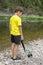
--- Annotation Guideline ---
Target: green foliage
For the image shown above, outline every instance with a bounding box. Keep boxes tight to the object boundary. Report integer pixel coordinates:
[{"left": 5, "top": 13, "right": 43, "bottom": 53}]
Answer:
[
  {"left": 0, "top": 15, "right": 43, "bottom": 21},
  {"left": 21, "top": 0, "right": 29, "bottom": 8},
  {"left": 1, "top": 0, "right": 9, "bottom": 8},
  {"left": 0, "top": 0, "right": 43, "bottom": 15}
]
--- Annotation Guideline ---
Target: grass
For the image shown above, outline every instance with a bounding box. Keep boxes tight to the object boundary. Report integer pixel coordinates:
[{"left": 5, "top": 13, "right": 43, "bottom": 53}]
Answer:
[{"left": 0, "top": 15, "right": 43, "bottom": 20}]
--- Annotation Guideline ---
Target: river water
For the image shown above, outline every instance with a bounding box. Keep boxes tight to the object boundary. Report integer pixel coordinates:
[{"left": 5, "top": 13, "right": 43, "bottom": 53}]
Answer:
[{"left": 0, "top": 20, "right": 43, "bottom": 50}]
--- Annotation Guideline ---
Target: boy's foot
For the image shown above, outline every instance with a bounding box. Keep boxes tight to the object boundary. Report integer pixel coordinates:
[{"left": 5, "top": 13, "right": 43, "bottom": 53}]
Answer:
[
  {"left": 11, "top": 56, "right": 21, "bottom": 60},
  {"left": 11, "top": 57, "right": 13, "bottom": 59}
]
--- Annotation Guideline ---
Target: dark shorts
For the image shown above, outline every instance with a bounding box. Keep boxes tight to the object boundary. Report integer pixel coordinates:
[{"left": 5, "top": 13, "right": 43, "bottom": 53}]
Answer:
[{"left": 11, "top": 35, "right": 21, "bottom": 45}]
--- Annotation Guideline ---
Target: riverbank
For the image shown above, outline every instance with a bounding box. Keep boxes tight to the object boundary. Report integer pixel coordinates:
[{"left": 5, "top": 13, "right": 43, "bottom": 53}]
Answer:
[{"left": 0, "top": 39, "right": 43, "bottom": 65}]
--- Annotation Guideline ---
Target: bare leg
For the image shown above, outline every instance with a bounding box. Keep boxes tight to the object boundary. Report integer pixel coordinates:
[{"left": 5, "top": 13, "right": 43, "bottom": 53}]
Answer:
[
  {"left": 13, "top": 43, "right": 19, "bottom": 58},
  {"left": 11, "top": 43, "right": 15, "bottom": 57}
]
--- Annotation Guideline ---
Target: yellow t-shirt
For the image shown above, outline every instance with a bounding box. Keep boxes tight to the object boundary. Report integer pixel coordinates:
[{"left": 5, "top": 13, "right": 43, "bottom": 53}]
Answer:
[{"left": 10, "top": 15, "right": 22, "bottom": 36}]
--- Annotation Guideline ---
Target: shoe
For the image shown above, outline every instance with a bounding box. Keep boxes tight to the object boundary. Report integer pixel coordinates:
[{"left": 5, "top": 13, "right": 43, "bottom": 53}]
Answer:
[
  {"left": 13, "top": 56, "right": 21, "bottom": 60},
  {"left": 11, "top": 57, "right": 13, "bottom": 59}
]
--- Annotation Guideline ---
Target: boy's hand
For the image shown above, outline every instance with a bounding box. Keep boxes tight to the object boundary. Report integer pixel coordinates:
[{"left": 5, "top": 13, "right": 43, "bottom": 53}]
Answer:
[{"left": 21, "top": 35, "right": 24, "bottom": 41}]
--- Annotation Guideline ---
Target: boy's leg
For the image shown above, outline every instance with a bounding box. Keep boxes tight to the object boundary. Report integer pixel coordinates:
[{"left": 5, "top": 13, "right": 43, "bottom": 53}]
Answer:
[
  {"left": 13, "top": 43, "right": 19, "bottom": 58},
  {"left": 11, "top": 35, "right": 21, "bottom": 59},
  {"left": 10, "top": 35, "right": 15, "bottom": 58},
  {"left": 11, "top": 43, "right": 15, "bottom": 58},
  {"left": 11, "top": 43, "right": 19, "bottom": 59}
]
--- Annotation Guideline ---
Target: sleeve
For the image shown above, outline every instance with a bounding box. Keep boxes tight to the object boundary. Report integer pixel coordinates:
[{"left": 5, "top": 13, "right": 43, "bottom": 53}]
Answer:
[{"left": 18, "top": 18, "right": 22, "bottom": 26}]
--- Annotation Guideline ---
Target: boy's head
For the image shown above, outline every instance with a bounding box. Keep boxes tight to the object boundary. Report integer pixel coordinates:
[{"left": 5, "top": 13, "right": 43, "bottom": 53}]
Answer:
[{"left": 15, "top": 7, "right": 23, "bottom": 16}]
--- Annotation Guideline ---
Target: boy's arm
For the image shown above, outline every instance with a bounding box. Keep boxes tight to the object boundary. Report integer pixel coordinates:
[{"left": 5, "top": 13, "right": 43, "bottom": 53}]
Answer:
[
  {"left": 19, "top": 26, "right": 24, "bottom": 41},
  {"left": 18, "top": 18, "right": 24, "bottom": 40}
]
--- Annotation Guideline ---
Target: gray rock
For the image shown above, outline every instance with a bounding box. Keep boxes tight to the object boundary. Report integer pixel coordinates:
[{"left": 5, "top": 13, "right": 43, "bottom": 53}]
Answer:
[{"left": 0, "top": 39, "right": 43, "bottom": 65}]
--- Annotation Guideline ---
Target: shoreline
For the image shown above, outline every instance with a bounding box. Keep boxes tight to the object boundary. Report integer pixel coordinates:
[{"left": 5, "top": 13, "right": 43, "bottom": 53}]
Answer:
[{"left": 0, "top": 39, "right": 43, "bottom": 65}]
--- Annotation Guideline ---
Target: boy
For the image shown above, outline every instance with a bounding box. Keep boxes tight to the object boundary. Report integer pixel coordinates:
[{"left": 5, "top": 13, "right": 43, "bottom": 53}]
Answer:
[{"left": 9, "top": 7, "right": 24, "bottom": 60}]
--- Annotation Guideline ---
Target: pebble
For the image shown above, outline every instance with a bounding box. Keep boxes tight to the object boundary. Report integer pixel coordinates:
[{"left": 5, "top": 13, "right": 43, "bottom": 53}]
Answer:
[{"left": 0, "top": 39, "right": 43, "bottom": 65}]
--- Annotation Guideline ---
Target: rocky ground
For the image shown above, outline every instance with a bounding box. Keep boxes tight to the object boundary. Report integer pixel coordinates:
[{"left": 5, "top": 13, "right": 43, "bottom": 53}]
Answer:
[{"left": 0, "top": 39, "right": 43, "bottom": 65}]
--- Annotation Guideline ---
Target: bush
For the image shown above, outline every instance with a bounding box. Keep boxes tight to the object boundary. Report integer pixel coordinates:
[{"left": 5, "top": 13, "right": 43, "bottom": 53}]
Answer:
[{"left": 0, "top": 15, "right": 43, "bottom": 21}]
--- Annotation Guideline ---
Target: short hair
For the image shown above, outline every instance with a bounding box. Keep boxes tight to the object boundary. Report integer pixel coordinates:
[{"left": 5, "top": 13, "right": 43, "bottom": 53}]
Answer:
[{"left": 15, "top": 7, "right": 23, "bottom": 13}]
